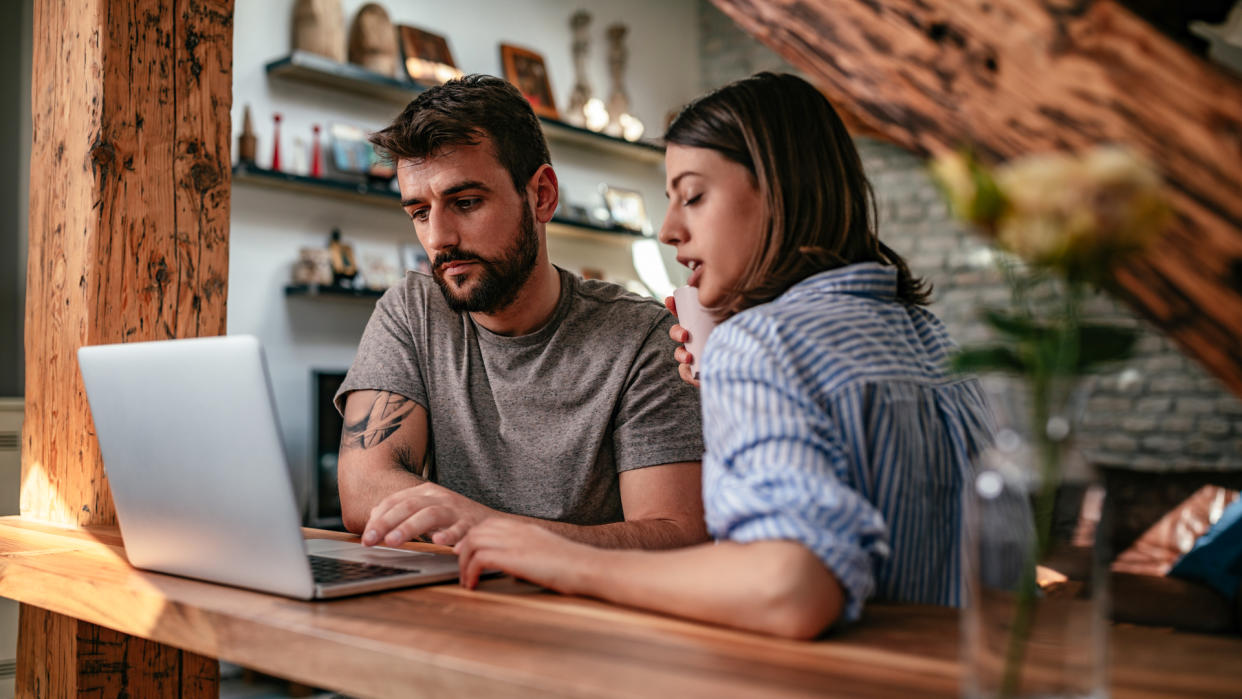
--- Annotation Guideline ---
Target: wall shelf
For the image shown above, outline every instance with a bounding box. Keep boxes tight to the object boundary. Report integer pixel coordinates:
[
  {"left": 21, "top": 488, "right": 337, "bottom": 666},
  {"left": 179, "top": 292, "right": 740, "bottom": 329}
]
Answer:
[
  {"left": 266, "top": 50, "right": 427, "bottom": 105},
  {"left": 232, "top": 164, "right": 647, "bottom": 246},
  {"left": 264, "top": 51, "right": 665, "bottom": 164},
  {"left": 285, "top": 283, "right": 385, "bottom": 300}
]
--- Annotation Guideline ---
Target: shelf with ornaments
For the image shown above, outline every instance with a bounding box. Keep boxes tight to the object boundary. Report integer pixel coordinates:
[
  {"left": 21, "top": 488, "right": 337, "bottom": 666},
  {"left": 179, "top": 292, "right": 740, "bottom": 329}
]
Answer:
[
  {"left": 231, "top": 162, "right": 646, "bottom": 248},
  {"left": 264, "top": 51, "right": 665, "bottom": 165}
]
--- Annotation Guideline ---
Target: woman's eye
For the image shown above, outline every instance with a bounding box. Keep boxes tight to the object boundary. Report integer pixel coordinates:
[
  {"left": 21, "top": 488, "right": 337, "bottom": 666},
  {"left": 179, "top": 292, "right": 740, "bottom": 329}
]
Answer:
[{"left": 683, "top": 193, "right": 702, "bottom": 207}]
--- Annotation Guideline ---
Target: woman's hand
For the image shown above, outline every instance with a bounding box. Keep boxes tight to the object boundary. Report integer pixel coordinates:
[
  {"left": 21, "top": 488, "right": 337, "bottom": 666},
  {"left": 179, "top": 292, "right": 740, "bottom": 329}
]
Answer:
[
  {"left": 664, "top": 296, "right": 701, "bottom": 388},
  {"left": 454, "top": 518, "right": 602, "bottom": 592}
]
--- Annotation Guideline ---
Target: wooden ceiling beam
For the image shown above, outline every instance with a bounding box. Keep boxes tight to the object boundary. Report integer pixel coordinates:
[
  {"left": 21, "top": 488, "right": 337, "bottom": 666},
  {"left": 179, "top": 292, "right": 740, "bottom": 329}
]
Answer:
[{"left": 710, "top": 0, "right": 1242, "bottom": 397}]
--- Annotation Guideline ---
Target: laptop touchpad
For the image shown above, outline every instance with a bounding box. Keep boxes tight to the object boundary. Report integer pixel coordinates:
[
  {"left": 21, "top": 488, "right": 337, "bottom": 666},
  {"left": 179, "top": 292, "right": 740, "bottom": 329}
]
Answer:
[{"left": 305, "top": 538, "right": 440, "bottom": 569}]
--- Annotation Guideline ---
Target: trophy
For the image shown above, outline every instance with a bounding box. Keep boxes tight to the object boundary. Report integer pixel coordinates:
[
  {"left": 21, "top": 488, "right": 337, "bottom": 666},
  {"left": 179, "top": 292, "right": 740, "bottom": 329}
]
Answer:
[
  {"left": 605, "top": 24, "right": 644, "bottom": 141},
  {"left": 565, "top": 11, "right": 593, "bottom": 128}
]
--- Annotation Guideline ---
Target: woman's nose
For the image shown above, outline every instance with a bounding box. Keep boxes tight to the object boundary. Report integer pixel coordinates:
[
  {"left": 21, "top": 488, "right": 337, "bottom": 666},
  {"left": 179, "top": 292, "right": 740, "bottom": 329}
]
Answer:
[{"left": 658, "top": 210, "right": 682, "bottom": 246}]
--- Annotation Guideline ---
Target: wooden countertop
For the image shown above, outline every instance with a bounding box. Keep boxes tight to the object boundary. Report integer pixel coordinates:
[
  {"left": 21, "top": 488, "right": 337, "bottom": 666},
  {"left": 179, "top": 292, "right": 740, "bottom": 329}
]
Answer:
[{"left": 0, "top": 516, "right": 1237, "bottom": 698}]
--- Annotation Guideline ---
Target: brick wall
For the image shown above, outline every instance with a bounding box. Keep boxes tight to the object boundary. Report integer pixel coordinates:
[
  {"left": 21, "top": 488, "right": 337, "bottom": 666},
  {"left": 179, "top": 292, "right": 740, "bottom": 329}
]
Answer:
[{"left": 696, "top": 0, "right": 1242, "bottom": 471}]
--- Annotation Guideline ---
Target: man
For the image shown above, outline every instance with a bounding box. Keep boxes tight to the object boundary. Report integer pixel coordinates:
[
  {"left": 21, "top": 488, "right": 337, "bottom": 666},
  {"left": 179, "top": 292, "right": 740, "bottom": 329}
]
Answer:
[{"left": 334, "top": 75, "right": 706, "bottom": 554}]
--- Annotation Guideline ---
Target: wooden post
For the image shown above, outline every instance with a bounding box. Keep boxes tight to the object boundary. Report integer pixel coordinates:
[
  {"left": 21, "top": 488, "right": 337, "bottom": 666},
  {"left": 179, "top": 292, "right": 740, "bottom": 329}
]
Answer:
[
  {"left": 20, "top": 0, "right": 233, "bottom": 694},
  {"left": 709, "top": 0, "right": 1242, "bottom": 399}
]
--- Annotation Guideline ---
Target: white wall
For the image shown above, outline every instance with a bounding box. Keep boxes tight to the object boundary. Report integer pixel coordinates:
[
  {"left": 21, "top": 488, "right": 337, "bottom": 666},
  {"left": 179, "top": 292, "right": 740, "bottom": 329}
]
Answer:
[{"left": 229, "top": 1, "right": 700, "bottom": 515}]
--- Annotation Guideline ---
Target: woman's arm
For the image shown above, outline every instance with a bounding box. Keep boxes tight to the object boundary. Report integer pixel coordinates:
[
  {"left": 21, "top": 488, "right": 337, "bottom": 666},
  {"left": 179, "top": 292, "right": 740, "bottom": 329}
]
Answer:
[{"left": 454, "top": 519, "right": 845, "bottom": 640}]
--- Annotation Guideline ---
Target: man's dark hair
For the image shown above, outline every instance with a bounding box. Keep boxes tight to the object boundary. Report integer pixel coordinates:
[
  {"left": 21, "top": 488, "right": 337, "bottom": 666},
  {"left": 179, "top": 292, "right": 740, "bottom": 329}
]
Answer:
[{"left": 369, "top": 74, "right": 551, "bottom": 194}]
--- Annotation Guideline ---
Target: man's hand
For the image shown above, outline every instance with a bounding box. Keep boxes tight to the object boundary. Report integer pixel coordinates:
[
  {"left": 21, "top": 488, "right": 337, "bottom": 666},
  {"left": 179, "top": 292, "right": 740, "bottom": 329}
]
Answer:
[
  {"left": 454, "top": 518, "right": 600, "bottom": 591},
  {"left": 663, "top": 295, "right": 700, "bottom": 388},
  {"left": 362, "top": 481, "right": 508, "bottom": 547}
]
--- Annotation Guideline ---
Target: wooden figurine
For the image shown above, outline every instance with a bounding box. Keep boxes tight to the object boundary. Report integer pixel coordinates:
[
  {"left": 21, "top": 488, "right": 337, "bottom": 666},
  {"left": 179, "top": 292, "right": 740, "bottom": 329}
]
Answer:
[
  {"left": 348, "top": 3, "right": 398, "bottom": 77},
  {"left": 238, "top": 104, "right": 257, "bottom": 164},
  {"left": 329, "top": 229, "right": 358, "bottom": 287},
  {"left": 292, "top": 0, "right": 346, "bottom": 63}
]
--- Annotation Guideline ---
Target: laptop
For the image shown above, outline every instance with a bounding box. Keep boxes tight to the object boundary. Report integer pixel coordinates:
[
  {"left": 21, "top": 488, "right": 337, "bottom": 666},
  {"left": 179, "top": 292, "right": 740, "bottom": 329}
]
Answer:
[{"left": 78, "top": 334, "right": 460, "bottom": 599}]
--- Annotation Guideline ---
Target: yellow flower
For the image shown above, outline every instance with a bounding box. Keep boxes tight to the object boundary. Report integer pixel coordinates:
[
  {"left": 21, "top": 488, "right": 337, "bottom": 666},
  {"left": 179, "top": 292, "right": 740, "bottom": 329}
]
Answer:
[
  {"left": 930, "top": 151, "right": 1005, "bottom": 230},
  {"left": 991, "top": 146, "right": 1167, "bottom": 279}
]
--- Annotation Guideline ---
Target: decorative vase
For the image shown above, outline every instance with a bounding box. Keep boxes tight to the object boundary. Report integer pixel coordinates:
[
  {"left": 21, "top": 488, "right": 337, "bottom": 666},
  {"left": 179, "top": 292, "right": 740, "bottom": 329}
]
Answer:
[
  {"left": 347, "top": 2, "right": 398, "bottom": 77},
  {"left": 291, "top": 0, "right": 346, "bottom": 63},
  {"left": 962, "top": 376, "right": 1109, "bottom": 698},
  {"left": 604, "top": 23, "right": 630, "bottom": 138},
  {"left": 565, "top": 10, "right": 594, "bottom": 128}
]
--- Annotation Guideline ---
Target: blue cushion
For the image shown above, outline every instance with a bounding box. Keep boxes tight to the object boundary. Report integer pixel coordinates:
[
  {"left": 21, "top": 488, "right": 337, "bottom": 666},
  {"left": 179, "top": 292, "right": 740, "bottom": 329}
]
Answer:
[{"left": 1169, "top": 499, "right": 1242, "bottom": 601}]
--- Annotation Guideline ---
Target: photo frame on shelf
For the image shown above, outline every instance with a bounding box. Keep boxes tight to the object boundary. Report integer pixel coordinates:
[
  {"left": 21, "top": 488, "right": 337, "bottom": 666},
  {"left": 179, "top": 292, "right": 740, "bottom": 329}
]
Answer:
[
  {"left": 292, "top": 247, "right": 334, "bottom": 287},
  {"left": 398, "top": 24, "right": 464, "bottom": 86},
  {"left": 360, "top": 252, "right": 401, "bottom": 291},
  {"left": 499, "top": 43, "right": 559, "bottom": 119},
  {"left": 600, "top": 184, "right": 651, "bottom": 235},
  {"left": 329, "top": 122, "right": 393, "bottom": 183}
]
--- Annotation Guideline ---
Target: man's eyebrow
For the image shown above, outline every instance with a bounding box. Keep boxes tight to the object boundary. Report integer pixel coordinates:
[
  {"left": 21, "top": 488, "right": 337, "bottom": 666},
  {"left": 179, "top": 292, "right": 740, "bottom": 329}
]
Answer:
[
  {"left": 665, "top": 171, "right": 702, "bottom": 197},
  {"left": 401, "top": 180, "right": 490, "bottom": 207}
]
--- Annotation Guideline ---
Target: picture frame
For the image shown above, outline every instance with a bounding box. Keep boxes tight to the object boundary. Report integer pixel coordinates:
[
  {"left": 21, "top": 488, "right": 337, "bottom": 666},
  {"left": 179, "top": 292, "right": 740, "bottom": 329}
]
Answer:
[
  {"left": 499, "top": 43, "right": 559, "bottom": 120},
  {"left": 397, "top": 25, "right": 463, "bottom": 86},
  {"left": 329, "top": 122, "right": 393, "bottom": 182},
  {"left": 600, "top": 184, "right": 652, "bottom": 235}
]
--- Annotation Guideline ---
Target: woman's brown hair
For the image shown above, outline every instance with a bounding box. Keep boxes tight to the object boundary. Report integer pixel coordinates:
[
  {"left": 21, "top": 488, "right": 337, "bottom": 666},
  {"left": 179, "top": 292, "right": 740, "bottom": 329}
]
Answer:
[{"left": 664, "top": 72, "right": 930, "bottom": 315}]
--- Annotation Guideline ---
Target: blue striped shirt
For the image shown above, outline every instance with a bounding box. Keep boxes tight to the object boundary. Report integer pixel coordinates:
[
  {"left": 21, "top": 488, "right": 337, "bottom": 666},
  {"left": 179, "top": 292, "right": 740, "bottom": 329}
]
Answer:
[{"left": 700, "top": 263, "right": 994, "bottom": 622}]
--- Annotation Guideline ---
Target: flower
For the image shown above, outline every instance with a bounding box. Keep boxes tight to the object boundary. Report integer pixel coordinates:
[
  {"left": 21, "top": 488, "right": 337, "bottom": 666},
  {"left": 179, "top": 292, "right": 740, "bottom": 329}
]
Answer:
[
  {"left": 992, "top": 147, "right": 1169, "bottom": 279},
  {"left": 932, "top": 145, "right": 1170, "bottom": 697},
  {"left": 929, "top": 150, "right": 1006, "bottom": 229}
]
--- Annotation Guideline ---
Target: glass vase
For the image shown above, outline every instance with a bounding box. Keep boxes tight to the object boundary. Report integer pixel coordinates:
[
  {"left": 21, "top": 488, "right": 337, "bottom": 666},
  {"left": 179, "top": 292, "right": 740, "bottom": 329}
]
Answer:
[{"left": 962, "top": 376, "right": 1109, "bottom": 698}]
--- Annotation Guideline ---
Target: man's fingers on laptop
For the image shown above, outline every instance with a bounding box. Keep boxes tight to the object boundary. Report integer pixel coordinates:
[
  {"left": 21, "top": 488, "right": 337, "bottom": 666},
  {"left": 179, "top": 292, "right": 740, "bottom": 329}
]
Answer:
[
  {"left": 382, "top": 505, "right": 458, "bottom": 546},
  {"left": 431, "top": 521, "right": 470, "bottom": 547}
]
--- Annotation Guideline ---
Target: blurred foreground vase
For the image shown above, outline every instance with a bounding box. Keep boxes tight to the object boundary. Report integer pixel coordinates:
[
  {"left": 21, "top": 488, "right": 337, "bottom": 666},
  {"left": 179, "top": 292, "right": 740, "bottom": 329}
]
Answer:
[{"left": 963, "top": 376, "right": 1108, "bottom": 698}]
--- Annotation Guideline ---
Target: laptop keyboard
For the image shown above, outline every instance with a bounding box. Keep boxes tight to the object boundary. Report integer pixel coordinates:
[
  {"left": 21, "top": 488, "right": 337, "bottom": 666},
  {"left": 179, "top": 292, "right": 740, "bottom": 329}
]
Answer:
[{"left": 308, "top": 555, "right": 418, "bottom": 584}]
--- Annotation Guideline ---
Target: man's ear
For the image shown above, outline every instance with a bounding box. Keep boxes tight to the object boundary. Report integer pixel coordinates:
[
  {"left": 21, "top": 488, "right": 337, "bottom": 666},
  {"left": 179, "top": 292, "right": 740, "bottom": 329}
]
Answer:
[{"left": 528, "top": 164, "right": 559, "bottom": 224}]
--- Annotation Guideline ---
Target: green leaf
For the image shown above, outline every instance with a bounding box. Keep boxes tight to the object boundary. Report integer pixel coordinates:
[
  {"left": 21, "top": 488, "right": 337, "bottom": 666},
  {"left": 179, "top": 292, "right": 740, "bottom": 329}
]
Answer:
[
  {"left": 982, "top": 310, "right": 1042, "bottom": 340},
  {"left": 1076, "top": 324, "right": 1139, "bottom": 369},
  {"left": 952, "top": 346, "right": 1026, "bottom": 374}
]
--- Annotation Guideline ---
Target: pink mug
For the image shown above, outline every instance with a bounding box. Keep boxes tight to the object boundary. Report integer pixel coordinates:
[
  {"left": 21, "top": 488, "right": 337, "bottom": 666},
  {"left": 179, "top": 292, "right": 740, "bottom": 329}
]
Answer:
[{"left": 672, "top": 285, "right": 719, "bottom": 380}]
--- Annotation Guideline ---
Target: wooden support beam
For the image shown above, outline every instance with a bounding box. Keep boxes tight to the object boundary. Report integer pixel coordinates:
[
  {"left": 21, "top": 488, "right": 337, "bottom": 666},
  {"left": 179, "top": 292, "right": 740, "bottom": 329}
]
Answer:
[
  {"left": 710, "top": 0, "right": 1242, "bottom": 398},
  {"left": 23, "top": 0, "right": 233, "bottom": 525},
  {"left": 17, "top": 606, "right": 218, "bottom": 698},
  {"left": 21, "top": 0, "right": 233, "bottom": 693}
]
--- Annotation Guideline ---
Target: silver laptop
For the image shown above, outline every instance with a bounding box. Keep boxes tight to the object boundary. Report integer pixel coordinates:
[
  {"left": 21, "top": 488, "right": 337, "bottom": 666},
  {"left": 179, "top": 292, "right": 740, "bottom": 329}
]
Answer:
[{"left": 78, "top": 334, "right": 460, "bottom": 599}]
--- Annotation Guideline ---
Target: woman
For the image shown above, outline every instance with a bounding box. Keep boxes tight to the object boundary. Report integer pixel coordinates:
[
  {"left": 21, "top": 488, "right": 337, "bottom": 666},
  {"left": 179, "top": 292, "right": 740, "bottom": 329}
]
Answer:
[{"left": 453, "top": 73, "right": 994, "bottom": 639}]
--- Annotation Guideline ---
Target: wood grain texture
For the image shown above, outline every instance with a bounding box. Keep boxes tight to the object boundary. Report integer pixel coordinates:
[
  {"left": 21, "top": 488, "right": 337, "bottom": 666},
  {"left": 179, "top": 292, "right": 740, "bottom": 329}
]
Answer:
[
  {"left": 1, "top": 518, "right": 1238, "bottom": 698},
  {"left": 23, "top": 0, "right": 234, "bottom": 527},
  {"left": 709, "top": 0, "right": 1242, "bottom": 397},
  {"left": 21, "top": 0, "right": 232, "bottom": 695},
  {"left": 15, "top": 604, "right": 218, "bottom": 699}
]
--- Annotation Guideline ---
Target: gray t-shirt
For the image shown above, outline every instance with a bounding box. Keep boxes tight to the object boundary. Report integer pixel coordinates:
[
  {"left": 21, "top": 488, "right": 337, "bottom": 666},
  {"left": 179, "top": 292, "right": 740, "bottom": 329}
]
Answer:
[{"left": 334, "top": 267, "right": 704, "bottom": 525}]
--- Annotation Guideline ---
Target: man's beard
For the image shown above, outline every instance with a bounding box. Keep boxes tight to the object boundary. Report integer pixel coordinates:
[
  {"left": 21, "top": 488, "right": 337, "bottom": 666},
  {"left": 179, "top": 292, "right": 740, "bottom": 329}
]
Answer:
[{"left": 431, "top": 204, "right": 540, "bottom": 314}]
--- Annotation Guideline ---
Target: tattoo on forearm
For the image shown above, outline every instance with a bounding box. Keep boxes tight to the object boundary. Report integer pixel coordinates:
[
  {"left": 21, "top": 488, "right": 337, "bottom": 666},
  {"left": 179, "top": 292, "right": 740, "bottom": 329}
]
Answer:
[{"left": 341, "top": 393, "right": 416, "bottom": 450}]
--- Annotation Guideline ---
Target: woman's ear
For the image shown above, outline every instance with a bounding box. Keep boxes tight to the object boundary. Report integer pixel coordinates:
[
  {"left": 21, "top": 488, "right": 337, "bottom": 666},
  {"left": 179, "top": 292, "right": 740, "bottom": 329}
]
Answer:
[{"left": 529, "top": 164, "right": 559, "bottom": 223}]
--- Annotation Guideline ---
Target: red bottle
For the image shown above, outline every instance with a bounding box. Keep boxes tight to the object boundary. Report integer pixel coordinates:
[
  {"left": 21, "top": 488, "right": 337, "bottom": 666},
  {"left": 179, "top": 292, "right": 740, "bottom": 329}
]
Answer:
[
  {"left": 271, "top": 113, "right": 282, "bottom": 172},
  {"left": 311, "top": 124, "right": 322, "bottom": 178}
]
